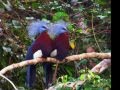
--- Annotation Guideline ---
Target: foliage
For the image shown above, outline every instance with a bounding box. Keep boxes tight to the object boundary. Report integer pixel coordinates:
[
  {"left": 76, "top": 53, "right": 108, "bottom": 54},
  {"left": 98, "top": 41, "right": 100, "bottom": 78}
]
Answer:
[
  {"left": 0, "top": 0, "right": 111, "bottom": 90},
  {"left": 79, "top": 69, "right": 111, "bottom": 90},
  {"left": 50, "top": 68, "right": 111, "bottom": 90},
  {"left": 53, "top": 12, "right": 69, "bottom": 21}
]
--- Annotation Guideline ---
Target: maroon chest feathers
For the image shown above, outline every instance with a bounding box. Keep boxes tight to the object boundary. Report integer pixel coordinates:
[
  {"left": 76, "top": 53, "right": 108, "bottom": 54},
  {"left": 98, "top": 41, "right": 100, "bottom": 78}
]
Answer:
[
  {"left": 53, "top": 32, "right": 70, "bottom": 49},
  {"left": 32, "top": 31, "right": 53, "bottom": 55}
]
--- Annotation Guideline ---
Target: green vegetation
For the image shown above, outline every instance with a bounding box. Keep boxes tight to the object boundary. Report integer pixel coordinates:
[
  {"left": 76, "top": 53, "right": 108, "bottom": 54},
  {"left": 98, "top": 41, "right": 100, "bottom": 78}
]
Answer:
[{"left": 0, "top": 0, "right": 111, "bottom": 90}]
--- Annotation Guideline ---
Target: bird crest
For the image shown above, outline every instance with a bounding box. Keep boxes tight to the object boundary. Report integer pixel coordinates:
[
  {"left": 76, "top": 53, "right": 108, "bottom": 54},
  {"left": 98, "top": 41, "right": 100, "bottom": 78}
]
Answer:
[
  {"left": 48, "top": 20, "right": 69, "bottom": 39},
  {"left": 27, "top": 19, "right": 50, "bottom": 40}
]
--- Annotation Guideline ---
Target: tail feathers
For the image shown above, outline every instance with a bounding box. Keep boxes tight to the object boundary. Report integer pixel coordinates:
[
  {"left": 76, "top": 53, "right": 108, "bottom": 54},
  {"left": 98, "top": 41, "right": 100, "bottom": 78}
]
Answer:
[
  {"left": 26, "top": 65, "right": 36, "bottom": 88},
  {"left": 43, "top": 63, "right": 53, "bottom": 88}
]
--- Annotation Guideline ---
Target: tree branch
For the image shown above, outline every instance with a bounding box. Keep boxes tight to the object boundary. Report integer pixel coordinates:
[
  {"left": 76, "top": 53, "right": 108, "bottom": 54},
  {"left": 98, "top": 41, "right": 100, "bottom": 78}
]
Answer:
[
  {"left": 91, "top": 59, "right": 111, "bottom": 73},
  {"left": 0, "top": 74, "right": 18, "bottom": 90},
  {"left": 0, "top": 52, "right": 111, "bottom": 75}
]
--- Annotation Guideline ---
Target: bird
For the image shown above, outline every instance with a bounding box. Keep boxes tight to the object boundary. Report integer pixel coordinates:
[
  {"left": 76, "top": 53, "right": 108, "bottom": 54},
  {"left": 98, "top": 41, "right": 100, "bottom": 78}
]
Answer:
[
  {"left": 48, "top": 21, "right": 75, "bottom": 82},
  {"left": 25, "top": 19, "right": 53, "bottom": 89},
  {"left": 48, "top": 21, "right": 75, "bottom": 60}
]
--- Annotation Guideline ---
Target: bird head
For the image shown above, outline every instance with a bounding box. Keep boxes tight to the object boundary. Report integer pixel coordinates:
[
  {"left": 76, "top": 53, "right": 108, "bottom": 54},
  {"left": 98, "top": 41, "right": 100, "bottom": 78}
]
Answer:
[
  {"left": 27, "top": 19, "right": 50, "bottom": 40},
  {"left": 48, "top": 20, "right": 68, "bottom": 39},
  {"left": 48, "top": 20, "right": 75, "bottom": 49}
]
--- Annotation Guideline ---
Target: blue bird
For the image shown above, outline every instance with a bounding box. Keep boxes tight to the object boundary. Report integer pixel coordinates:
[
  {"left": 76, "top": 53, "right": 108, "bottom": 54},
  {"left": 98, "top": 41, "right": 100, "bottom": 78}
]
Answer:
[
  {"left": 48, "top": 21, "right": 74, "bottom": 60},
  {"left": 48, "top": 21, "right": 75, "bottom": 83},
  {"left": 25, "top": 20, "right": 53, "bottom": 88}
]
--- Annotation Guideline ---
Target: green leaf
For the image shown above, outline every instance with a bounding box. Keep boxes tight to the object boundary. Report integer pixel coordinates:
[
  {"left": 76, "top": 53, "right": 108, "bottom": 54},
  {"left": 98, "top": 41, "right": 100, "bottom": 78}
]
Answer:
[
  {"left": 84, "top": 87, "right": 92, "bottom": 90},
  {"left": 88, "top": 70, "right": 95, "bottom": 78},
  {"left": 80, "top": 74, "right": 86, "bottom": 80},
  {"left": 67, "top": 24, "right": 74, "bottom": 32},
  {"left": 87, "top": 74, "right": 92, "bottom": 80},
  {"left": 53, "top": 12, "right": 69, "bottom": 21},
  {"left": 95, "top": 75, "right": 101, "bottom": 79},
  {"left": 76, "top": 29, "right": 83, "bottom": 33}
]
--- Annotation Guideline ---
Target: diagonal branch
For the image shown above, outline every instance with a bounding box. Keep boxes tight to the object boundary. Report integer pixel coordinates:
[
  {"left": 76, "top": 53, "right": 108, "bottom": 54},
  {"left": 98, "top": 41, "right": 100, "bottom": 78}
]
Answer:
[
  {"left": 0, "top": 52, "right": 111, "bottom": 75},
  {"left": 91, "top": 59, "right": 111, "bottom": 73},
  {"left": 0, "top": 74, "right": 18, "bottom": 90}
]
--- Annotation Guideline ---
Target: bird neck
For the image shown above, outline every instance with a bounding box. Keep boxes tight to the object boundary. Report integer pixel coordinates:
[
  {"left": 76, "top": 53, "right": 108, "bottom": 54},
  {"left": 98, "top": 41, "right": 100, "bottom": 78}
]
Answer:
[
  {"left": 55, "top": 32, "right": 69, "bottom": 39},
  {"left": 32, "top": 31, "right": 52, "bottom": 54},
  {"left": 35, "top": 30, "right": 47, "bottom": 39}
]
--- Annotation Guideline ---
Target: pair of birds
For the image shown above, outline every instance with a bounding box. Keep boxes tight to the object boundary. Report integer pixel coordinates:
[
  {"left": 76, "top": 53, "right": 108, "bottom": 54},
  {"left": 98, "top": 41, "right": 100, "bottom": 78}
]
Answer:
[{"left": 25, "top": 20, "right": 74, "bottom": 89}]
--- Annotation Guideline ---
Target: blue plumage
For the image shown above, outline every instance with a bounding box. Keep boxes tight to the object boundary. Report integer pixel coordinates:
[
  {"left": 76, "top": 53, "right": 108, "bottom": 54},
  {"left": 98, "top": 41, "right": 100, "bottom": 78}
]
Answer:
[
  {"left": 48, "top": 20, "right": 70, "bottom": 60},
  {"left": 25, "top": 20, "right": 71, "bottom": 89},
  {"left": 25, "top": 20, "right": 53, "bottom": 88},
  {"left": 27, "top": 19, "right": 50, "bottom": 40},
  {"left": 48, "top": 20, "right": 69, "bottom": 39}
]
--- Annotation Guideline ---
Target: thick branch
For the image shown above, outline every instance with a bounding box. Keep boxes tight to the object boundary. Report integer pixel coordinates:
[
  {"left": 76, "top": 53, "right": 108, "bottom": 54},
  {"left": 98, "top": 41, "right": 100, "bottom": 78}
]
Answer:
[
  {"left": 91, "top": 59, "right": 111, "bottom": 73},
  {"left": 0, "top": 52, "right": 111, "bottom": 75}
]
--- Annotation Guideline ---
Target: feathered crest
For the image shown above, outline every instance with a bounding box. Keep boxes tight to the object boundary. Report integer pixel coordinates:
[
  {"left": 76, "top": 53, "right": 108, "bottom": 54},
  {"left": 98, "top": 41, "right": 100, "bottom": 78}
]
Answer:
[
  {"left": 48, "top": 20, "right": 69, "bottom": 39},
  {"left": 27, "top": 19, "right": 50, "bottom": 40},
  {"left": 55, "top": 20, "right": 68, "bottom": 27}
]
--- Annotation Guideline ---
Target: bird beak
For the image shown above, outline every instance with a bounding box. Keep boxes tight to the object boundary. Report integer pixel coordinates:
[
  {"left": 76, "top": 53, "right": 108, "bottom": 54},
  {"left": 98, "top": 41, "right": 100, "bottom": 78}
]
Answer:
[{"left": 69, "top": 40, "right": 75, "bottom": 49}]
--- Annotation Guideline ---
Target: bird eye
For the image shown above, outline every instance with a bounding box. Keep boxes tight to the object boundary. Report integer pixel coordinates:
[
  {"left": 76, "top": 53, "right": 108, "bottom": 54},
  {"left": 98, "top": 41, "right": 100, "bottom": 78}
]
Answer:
[
  {"left": 62, "top": 27, "right": 67, "bottom": 30},
  {"left": 42, "top": 26, "right": 47, "bottom": 29}
]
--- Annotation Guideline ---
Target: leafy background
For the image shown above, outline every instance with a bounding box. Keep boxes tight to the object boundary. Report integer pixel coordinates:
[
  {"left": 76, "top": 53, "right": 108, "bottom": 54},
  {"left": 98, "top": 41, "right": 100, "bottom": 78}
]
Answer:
[{"left": 0, "top": 0, "right": 111, "bottom": 90}]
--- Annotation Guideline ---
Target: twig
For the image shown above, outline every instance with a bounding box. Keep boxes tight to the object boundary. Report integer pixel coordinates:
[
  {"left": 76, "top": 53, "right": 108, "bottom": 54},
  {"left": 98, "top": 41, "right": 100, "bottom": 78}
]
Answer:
[
  {"left": 52, "top": 62, "right": 59, "bottom": 82},
  {"left": 0, "top": 52, "right": 111, "bottom": 75},
  {"left": 91, "top": 13, "right": 102, "bottom": 52},
  {"left": 0, "top": 73, "right": 18, "bottom": 90}
]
